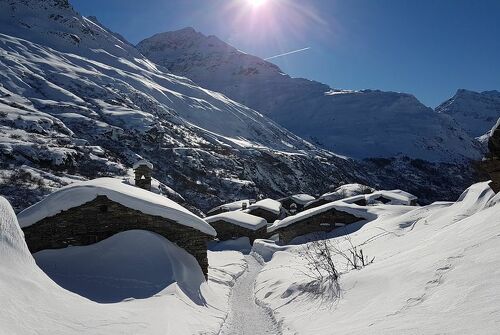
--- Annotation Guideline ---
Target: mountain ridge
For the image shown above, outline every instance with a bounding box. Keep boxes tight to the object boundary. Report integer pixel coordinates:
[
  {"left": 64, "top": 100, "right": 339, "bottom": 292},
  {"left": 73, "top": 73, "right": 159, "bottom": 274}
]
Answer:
[{"left": 138, "top": 27, "right": 485, "bottom": 163}]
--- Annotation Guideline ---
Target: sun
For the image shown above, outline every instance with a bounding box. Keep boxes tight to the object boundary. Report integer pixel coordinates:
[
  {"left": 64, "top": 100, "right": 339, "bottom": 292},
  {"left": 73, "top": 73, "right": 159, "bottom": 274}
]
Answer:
[{"left": 247, "top": 0, "right": 267, "bottom": 7}]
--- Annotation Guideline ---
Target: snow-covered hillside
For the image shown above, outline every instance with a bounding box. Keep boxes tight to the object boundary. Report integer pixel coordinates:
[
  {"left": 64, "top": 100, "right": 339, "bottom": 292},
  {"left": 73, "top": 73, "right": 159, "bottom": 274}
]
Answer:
[
  {"left": 253, "top": 182, "right": 500, "bottom": 334},
  {"left": 0, "top": 0, "right": 363, "bottom": 212},
  {"left": 436, "top": 89, "right": 500, "bottom": 138},
  {"left": 0, "top": 195, "right": 247, "bottom": 334},
  {"left": 138, "top": 28, "right": 483, "bottom": 162}
]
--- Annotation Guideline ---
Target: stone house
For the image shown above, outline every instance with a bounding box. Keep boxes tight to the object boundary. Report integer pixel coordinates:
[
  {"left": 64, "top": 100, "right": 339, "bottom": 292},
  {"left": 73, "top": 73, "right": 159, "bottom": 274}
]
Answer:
[
  {"left": 207, "top": 199, "right": 254, "bottom": 216},
  {"left": 205, "top": 211, "right": 267, "bottom": 244},
  {"left": 17, "top": 177, "right": 216, "bottom": 277},
  {"left": 268, "top": 203, "right": 366, "bottom": 244},
  {"left": 278, "top": 194, "right": 315, "bottom": 213},
  {"left": 246, "top": 198, "right": 283, "bottom": 223}
]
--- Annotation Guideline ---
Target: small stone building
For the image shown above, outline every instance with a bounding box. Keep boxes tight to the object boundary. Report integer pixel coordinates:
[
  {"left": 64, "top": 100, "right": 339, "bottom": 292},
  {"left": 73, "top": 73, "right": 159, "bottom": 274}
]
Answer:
[
  {"left": 207, "top": 199, "right": 254, "bottom": 216},
  {"left": 17, "top": 178, "right": 216, "bottom": 277},
  {"left": 134, "top": 159, "right": 153, "bottom": 191},
  {"left": 205, "top": 211, "right": 268, "bottom": 244},
  {"left": 246, "top": 198, "right": 283, "bottom": 223},
  {"left": 268, "top": 203, "right": 365, "bottom": 244},
  {"left": 365, "top": 190, "right": 418, "bottom": 206},
  {"left": 279, "top": 194, "right": 315, "bottom": 213},
  {"left": 481, "top": 119, "right": 500, "bottom": 193}
]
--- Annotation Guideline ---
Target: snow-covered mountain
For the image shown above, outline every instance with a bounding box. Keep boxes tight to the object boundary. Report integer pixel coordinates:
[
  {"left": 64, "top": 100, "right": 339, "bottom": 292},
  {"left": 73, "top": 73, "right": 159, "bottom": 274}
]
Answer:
[
  {"left": 0, "top": 0, "right": 483, "bottom": 212},
  {"left": 436, "top": 89, "right": 500, "bottom": 138},
  {"left": 138, "top": 28, "right": 483, "bottom": 163},
  {"left": 0, "top": 0, "right": 362, "bottom": 212}
]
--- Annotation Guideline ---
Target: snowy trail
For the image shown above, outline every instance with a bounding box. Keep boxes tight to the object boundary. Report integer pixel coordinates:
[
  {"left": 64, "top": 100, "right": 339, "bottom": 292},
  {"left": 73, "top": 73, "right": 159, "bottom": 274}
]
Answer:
[{"left": 219, "top": 254, "right": 281, "bottom": 335}]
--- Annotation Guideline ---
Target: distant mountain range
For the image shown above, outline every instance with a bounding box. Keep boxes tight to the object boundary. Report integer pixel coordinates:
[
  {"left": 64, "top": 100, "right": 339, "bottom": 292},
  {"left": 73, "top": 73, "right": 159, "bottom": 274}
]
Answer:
[
  {"left": 0, "top": 0, "right": 498, "bottom": 212},
  {"left": 138, "top": 28, "right": 494, "bottom": 162}
]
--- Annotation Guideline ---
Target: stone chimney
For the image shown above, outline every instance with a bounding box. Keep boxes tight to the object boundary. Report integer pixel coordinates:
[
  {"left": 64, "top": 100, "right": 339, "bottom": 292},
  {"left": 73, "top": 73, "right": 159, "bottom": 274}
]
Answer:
[{"left": 133, "top": 160, "right": 153, "bottom": 191}]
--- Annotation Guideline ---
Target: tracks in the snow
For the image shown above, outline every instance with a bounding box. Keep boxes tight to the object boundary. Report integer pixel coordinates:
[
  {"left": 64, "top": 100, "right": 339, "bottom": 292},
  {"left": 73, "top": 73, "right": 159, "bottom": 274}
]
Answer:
[{"left": 218, "top": 254, "right": 281, "bottom": 335}]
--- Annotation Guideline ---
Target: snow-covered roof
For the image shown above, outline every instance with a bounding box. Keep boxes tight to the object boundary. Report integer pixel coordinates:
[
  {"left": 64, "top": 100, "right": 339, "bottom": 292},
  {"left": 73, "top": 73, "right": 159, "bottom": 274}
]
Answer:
[
  {"left": 320, "top": 183, "right": 375, "bottom": 201},
  {"left": 207, "top": 199, "right": 252, "bottom": 214},
  {"left": 268, "top": 201, "right": 376, "bottom": 232},
  {"left": 205, "top": 211, "right": 267, "bottom": 231},
  {"left": 247, "top": 198, "right": 282, "bottom": 215},
  {"left": 283, "top": 194, "right": 315, "bottom": 205},
  {"left": 366, "top": 190, "right": 417, "bottom": 205},
  {"left": 133, "top": 159, "right": 153, "bottom": 170},
  {"left": 17, "top": 178, "right": 216, "bottom": 236}
]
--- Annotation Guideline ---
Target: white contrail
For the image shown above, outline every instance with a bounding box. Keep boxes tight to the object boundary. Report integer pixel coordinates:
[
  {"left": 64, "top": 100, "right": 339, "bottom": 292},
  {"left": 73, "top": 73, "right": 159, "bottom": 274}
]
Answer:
[{"left": 264, "top": 47, "right": 311, "bottom": 60}]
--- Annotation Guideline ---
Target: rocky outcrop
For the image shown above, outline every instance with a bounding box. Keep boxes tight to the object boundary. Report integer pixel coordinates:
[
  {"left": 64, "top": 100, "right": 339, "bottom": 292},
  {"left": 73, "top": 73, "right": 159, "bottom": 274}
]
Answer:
[{"left": 481, "top": 119, "right": 500, "bottom": 192}]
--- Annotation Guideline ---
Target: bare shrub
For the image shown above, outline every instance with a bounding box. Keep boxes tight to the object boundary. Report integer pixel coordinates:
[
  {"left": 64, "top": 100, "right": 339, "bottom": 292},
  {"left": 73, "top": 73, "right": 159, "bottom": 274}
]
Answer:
[
  {"left": 299, "top": 234, "right": 374, "bottom": 285},
  {"left": 333, "top": 235, "right": 375, "bottom": 270}
]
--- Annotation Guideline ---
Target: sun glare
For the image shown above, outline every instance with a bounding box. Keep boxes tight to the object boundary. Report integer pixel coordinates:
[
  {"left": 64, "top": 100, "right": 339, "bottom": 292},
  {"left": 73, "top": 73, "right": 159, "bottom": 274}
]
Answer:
[{"left": 248, "top": 0, "right": 267, "bottom": 7}]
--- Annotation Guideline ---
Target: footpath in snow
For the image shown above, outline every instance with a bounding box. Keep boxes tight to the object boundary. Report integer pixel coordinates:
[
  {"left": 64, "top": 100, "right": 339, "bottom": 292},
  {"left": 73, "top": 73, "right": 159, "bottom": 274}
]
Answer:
[{"left": 219, "top": 254, "right": 281, "bottom": 335}]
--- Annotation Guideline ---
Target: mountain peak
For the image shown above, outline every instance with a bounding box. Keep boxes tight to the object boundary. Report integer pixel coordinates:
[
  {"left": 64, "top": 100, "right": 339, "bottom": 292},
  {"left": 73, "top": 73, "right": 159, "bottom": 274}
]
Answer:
[{"left": 437, "top": 89, "right": 500, "bottom": 137}]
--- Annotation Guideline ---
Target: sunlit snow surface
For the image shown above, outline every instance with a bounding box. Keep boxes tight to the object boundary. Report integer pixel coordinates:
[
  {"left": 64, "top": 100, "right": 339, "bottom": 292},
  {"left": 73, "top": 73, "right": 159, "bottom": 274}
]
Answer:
[
  {"left": 2, "top": 182, "right": 500, "bottom": 334},
  {"left": 254, "top": 182, "right": 500, "bottom": 334}
]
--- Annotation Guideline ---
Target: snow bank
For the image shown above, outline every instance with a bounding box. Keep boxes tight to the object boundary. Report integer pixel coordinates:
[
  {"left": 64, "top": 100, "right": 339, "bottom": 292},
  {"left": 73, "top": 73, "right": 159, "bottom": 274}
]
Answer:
[
  {"left": 205, "top": 211, "right": 267, "bottom": 231},
  {"left": 255, "top": 182, "right": 500, "bottom": 334},
  {"left": 17, "top": 178, "right": 216, "bottom": 236},
  {"left": 1, "top": 196, "right": 247, "bottom": 334},
  {"left": 269, "top": 201, "right": 377, "bottom": 232},
  {"left": 34, "top": 230, "right": 205, "bottom": 303},
  {"left": 247, "top": 198, "right": 282, "bottom": 215}
]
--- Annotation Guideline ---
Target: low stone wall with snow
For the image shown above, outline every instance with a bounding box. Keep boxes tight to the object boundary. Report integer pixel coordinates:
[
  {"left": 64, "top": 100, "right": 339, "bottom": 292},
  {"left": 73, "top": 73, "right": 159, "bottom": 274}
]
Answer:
[{"left": 22, "top": 195, "right": 213, "bottom": 276}]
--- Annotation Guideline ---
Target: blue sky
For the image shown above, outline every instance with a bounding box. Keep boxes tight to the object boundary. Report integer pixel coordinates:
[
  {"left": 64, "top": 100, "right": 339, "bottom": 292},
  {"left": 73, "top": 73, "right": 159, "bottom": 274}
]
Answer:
[{"left": 71, "top": 0, "right": 500, "bottom": 107}]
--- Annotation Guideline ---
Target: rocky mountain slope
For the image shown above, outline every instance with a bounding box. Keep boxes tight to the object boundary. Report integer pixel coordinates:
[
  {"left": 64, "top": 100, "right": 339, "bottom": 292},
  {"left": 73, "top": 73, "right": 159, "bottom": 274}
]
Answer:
[
  {"left": 138, "top": 28, "right": 483, "bottom": 162},
  {"left": 436, "top": 89, "right": 500, "bottom": 138},
  {"left": 0, "top": 0, "right": 363, "bottom": 212},
  {"left": 0, "top": 0, "right": 485, "bottom": 212}
]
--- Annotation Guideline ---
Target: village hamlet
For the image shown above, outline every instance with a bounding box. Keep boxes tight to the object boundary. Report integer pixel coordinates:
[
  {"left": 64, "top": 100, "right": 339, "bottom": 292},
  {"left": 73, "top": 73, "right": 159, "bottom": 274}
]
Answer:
[
  {"left": 205, "top": 211, "right": 268, "bottom": 244},
  {"left": 17, "top": 164, "right": 217, "bottom": 277},
  {"left": 304, "top": 183, "right": 375, "bottom": 210}
]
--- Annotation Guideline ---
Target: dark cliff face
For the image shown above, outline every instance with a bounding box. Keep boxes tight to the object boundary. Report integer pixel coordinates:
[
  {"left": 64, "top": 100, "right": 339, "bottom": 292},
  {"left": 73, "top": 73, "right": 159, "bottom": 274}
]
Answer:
[
  {"left": 488, "top": 120, "right": 500, "bottom": 158},
  {"left": 481, "top": 119, "right": 500, "bottom": 192}
]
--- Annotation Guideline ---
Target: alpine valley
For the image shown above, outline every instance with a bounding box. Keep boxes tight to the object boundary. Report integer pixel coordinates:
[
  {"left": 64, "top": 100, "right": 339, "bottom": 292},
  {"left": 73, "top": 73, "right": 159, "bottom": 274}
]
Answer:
[{"left": 0, "top": 0, "right": 498, "bottom": 214}]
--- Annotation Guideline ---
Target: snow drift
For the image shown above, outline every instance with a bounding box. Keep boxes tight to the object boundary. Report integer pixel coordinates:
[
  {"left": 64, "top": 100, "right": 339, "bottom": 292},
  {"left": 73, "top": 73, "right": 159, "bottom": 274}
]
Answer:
[{"left": 253, "top": 182, "right": 500, "bottom": 334}]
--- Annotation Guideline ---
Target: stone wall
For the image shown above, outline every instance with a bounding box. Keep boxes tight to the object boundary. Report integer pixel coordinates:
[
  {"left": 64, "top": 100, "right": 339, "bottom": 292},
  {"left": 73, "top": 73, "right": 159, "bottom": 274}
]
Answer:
[
  {"left": 22, "top": 196, "right": 213, "bottom": 276},
  {"left": 209, "top": 220, "right": 267, "bottom": 244},
  {"left": 275, "top": 208, "right": 362, "bottom": 244}
]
